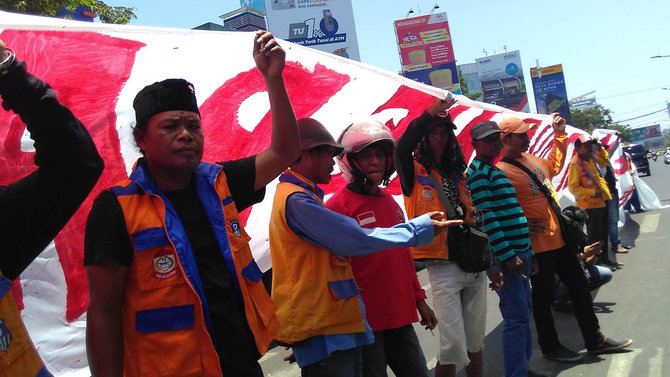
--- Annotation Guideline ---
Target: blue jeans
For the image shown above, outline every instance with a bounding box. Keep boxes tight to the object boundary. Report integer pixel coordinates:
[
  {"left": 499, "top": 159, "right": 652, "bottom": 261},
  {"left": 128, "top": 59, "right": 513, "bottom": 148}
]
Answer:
[
  {"left": 493, "top": 254, "right": 532, "bottom": 377},
  {"left": 361, "top": 324, "right": 429, "bottom": 377},
  {"left": 301, "top": 347, "right": 363, "bottom": 377},
  {"left": 555, "top": 264, "right": 613, "bottom": 303}
]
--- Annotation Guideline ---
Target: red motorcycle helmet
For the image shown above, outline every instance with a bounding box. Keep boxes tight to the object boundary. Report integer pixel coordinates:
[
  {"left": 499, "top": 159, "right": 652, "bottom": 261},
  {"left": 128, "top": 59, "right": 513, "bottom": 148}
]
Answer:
[{"left": 336, "top": 121, "right": 396, "bottom": 184}]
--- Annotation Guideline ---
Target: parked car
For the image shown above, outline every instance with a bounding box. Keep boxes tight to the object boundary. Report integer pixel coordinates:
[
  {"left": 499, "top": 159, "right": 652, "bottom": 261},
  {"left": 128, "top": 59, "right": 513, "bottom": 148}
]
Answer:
[
  {"left": 664, "top": 151, "right": 670, "bottom": 165},
  {"left": 623, "top": 144, "right": 650, "bottom": 176}
]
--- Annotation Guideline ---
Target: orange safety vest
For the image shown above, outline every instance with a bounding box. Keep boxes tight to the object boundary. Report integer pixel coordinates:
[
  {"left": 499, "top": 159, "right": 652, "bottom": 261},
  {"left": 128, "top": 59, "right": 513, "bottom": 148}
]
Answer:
[
  {"left": 269, "top": 170, "right": 365, "bottom": 344},
  {"left": 0, "top": 273, "right": 51, "bottom": 377},
  {"left": 110, "top": 161, "right": 278, "bottom": 377},
  {"left": 403, "top": 161, "right": 475, "bottom": 260}
]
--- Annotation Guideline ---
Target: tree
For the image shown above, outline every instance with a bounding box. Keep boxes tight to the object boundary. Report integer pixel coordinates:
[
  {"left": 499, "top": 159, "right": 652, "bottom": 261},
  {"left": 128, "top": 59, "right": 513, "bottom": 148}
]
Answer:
[
  {"left": 571, "top": 104, "right": 633, "bottom": 142},
  {"left": 457, "top": 68, "right": 483, "bottom": 101},
  {"left": 0, "top": 0, "right": 136, "bottom": 24}
]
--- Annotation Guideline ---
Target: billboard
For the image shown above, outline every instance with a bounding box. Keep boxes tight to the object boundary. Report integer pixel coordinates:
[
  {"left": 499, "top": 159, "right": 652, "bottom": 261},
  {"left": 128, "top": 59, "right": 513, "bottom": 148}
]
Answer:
[
  {"left": 241, "top": 0, "right": 266, "bottom": 11},
  {"left": 631, "top": 124, "right": 663, "bottom": 141},
  {"left": 475, "top": 50, "right": 529, "bottom": 112},
  {"left": 394, "top": 12, "right": 461, "bottom": 93},
  {"left": 264, "top": 0, "right": 360, "bottom": 60},
  {"left": 631, "top": 124, "right": 665, "bottom": 150},
  {"left": 530, "top": 64, "right": 572, "bottom": 123}
]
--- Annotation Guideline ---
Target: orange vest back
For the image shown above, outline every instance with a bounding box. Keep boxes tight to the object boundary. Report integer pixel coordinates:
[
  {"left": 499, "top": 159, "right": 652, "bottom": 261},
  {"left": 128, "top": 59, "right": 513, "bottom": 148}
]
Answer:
[
  {"left": 269, "top": 170, "right": 365, "bottom": 343},
  {"left": 404, "top": 161, "right": 475, "bottom": 260},
  {"left": 111, "top": 162, "right": 278, "bottom": 377},
  {"left": 0, "top": 273, "right": 50, "bottom": 377}
]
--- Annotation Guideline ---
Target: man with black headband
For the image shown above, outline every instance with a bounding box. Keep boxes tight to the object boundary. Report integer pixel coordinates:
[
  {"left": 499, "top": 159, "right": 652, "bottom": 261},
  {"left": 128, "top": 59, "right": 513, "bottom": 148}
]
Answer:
[{"left": 84, "top": 31, "right": 300, "bottom": 377}]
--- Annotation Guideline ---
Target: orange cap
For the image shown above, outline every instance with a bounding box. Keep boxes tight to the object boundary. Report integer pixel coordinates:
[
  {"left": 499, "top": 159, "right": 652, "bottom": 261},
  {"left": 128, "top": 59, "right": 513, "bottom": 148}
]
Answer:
[{"left": 498, "top": 117, "right": 537, "bottom": 135}]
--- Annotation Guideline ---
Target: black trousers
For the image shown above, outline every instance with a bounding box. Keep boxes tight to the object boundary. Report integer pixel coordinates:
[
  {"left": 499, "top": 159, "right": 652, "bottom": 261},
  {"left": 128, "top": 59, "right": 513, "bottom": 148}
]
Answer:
[
  {"left": 585, "top": 207, "right": 610, "bottom": 263},
  {"left": 530, "top": 246, "right": 604, "bottom": 353}
]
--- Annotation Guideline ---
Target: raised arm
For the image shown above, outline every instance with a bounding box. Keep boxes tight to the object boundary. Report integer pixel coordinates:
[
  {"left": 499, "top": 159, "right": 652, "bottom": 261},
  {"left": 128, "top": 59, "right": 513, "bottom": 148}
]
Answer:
[
  {"left": 395, "top": 97, "right": 456, "bottom": 196},
  {"left": 0, "top": 39, "right": 103, "bottom": 280},
  {"left": 544, "top": 113, "right": 568, "bottom": 177},
  {"left": 252, "top": 31, "right": 300, "bottom": 190}
]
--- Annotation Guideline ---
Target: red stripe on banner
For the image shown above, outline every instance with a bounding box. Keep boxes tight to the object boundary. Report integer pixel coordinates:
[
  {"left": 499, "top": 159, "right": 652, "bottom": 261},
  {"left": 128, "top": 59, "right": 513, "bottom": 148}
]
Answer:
[
  {"left": 510, "top": 95, "right": 529, "bottom": 112},
  {"left": 200, "top": 62, "right": 351, "bottom": 218},
  {"left": 613, "top": 155, "right": 628, "bottom": 176},
  {"left": 373, "top": 85, "right": 436, "bottom": 137},
  {"left": 0, "top": 30, "right": 145, "bottom": 322},
  {"left": 447, "top": 103, "right": 471, "bottom": 120}
]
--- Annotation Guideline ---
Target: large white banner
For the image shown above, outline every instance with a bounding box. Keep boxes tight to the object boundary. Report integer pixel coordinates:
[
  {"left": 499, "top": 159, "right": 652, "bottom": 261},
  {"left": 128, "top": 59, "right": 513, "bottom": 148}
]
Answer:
[
  {"left": 0, "top": 11, "right": 635, "bottom": 376},
  {"left": 264, "top": 0, "right": 360, "bottom": 60}
]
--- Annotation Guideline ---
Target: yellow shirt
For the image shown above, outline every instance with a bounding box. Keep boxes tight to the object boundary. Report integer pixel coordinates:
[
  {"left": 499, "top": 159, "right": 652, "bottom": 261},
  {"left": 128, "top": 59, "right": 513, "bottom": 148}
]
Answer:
[{"left": 567, "top": 154, "right": 611, "bottom": 209}]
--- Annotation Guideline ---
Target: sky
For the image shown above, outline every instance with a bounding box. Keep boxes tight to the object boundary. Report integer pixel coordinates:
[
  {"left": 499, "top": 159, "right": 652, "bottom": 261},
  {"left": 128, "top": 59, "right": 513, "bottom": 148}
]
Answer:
[{"left": 107, "top": 0, "right": 670, "bottom": 130}]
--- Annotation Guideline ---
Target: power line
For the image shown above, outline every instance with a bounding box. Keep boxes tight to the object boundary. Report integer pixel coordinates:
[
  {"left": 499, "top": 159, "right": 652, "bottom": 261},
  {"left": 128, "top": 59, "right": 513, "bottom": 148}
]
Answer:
[
  {"left": 616, "top": 108, "right": 668, "bottom": 123},
  {"left": 598, "top": 84, "right": 670, "bottom": 100}
]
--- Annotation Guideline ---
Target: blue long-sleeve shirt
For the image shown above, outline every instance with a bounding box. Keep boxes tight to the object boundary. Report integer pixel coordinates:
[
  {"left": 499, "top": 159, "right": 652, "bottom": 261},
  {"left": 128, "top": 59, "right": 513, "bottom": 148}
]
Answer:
[
  {"left": 286, "top": 193, "right": 435, "bottom": 256},
  {"left": 281, "top": 172, "right": 435, "bottom": 367}
]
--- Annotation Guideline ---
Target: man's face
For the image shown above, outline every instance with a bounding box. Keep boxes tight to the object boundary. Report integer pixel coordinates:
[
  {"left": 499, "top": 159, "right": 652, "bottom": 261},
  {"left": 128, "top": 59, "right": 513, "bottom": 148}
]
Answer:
[
  {"left": 307, "top": 146, "right": 337, "bottom": 184},
  {"left": 352, "top": 144, "right": 387, "bottom": 186},
  {"left": 577, "top": 142, "right": 594, "bottom": 158},
  {"left": 134, "top": 110, "right": 204, "bottom": 175},
  {"left": 473, "top": 133, "right": 502, "bottom": 160},
  {"left": 502, "top": 132, "right": 530, "bottom": 154},
  {"left": 427, "top": 125, "right": 450, "bottom": 159}
]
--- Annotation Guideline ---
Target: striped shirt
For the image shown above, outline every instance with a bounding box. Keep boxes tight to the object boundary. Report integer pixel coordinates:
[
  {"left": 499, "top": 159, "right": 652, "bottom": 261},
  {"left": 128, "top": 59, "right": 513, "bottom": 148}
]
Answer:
[{"left": 466, "top": 159, "right": 532, "bottom": 261}]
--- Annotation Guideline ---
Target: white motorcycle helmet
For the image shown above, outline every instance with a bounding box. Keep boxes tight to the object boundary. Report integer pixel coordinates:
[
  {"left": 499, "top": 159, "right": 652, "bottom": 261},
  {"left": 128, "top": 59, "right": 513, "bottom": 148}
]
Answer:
[{"left": 336, "top": 121, "right": 396, "bottom": 184}]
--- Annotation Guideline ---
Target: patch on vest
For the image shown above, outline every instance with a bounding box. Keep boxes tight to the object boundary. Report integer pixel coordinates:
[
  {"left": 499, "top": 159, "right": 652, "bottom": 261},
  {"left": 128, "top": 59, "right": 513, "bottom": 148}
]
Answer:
[
  {"left": 357, "top": 211, "right": 376, "bottom": 226},
  {"left": 230, "top": 220, "right": 241, "bottom": 237},
  {"left": 152, "top": 250, "right": 177, "bottom": 279},
  {"left": 396, "top": 208, "right": 405, "bottom": 222},
  {"left": 422, "top": 188, "right": 434, "bottom": 201},
  {"left": 0, "top": 319, "right": 12, "bottom": 352}
]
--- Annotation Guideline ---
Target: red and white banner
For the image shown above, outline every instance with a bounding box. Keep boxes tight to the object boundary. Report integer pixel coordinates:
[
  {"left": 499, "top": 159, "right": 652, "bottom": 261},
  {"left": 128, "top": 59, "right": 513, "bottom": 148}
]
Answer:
[{"left": 0, "top": 11, "right": 636, "bottom": 376}]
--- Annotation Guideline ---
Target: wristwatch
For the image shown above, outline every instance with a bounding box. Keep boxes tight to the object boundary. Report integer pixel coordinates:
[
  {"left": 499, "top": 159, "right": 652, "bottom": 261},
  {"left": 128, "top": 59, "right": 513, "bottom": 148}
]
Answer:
[{"left": 0, "top": 48, "right": 16, "bottom": 76}]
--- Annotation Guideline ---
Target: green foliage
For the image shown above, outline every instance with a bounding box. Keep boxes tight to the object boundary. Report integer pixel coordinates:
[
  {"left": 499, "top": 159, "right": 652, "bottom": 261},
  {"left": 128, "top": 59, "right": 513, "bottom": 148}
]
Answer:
[
  {"left": 458, "top": 69, "right": 468, "bottom": 94},
  {"left": 0, "top": 0, "right": 136, "bottom": 24},
  {"left": 571, "top": 104, "right": 633, "bottom": 142},
  {"left": 464, "top": 92, "right": 483, "bottom": 101},
  {"left": 666, "top": 133, "right": 670, "bottom": 147}
]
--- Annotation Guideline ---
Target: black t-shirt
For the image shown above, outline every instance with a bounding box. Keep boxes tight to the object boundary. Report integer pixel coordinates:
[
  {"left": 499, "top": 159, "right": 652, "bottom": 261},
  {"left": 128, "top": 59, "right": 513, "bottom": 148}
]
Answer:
[{"left": 84, "top": 156, "right": 265, "bottom": 374}]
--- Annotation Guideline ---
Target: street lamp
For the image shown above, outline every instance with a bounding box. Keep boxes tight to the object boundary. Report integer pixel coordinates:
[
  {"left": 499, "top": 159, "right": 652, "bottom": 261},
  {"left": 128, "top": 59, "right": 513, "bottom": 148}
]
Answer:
[
  {"left": 651, "top": 55, "right": 670, "bottom": 59},
  {"left": 429, "top": 4, "right": 440, "bottom": 14},
  {"left": 406, "top": 8, "right": 414, "bottom": 18}
]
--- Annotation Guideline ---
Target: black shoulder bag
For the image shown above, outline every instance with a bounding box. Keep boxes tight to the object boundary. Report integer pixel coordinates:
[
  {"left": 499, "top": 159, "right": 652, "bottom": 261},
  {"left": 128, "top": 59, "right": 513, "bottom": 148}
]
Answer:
[
  {"left": 427, "top": 170, "right": 492, "bottom": 273},
  {"left": 499, "top": 157, "right": 584, "bottom": 255}
]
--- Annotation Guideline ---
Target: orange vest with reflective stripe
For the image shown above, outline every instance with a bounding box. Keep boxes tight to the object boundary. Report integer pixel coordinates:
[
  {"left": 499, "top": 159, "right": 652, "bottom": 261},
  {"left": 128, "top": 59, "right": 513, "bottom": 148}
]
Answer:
[
  {"left": 403, "top": 161, "right": 475, "bottom": 260},
  {"left": 111, "top": 161, "right": 278, "bottom": 377},
  {"left": 269, "top": 170, "right": 365, "bottom": 344},
  {"left": 0, "top": 273, "right": 51, "bottom": 377}
]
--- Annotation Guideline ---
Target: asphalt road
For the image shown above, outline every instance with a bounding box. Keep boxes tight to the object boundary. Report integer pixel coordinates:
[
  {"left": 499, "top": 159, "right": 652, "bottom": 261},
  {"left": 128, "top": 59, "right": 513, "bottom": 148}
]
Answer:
[{"left": 259, "top": 157, "right": 670, "bottom": 377}]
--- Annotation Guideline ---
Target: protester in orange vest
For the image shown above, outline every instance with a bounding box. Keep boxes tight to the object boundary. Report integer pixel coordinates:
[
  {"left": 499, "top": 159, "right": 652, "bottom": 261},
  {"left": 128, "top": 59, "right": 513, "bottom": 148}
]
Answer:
[
  {"left": 0, "top": 39, "right": 103, "bottom": 376},
  {"left": 395, "top": 98, "right": 502, "bottom": 377},
  {"left": 269, "top": 118, "right": 460, "bottom": 377},
  {"left": 84, "top": 31, "right": 299, "bottom": 377}
]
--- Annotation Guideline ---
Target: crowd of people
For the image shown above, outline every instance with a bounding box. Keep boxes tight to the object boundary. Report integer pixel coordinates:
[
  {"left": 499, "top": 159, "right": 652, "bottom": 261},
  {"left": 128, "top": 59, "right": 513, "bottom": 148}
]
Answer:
[{"left": 0, "top": 31, "right": 634, "bottom": 377}]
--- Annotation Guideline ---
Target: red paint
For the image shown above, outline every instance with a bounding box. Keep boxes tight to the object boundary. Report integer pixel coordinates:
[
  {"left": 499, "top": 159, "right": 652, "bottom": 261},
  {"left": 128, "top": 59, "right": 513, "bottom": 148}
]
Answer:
[{"left": 0, "top": 30, "right": 145, "bottom": 321}]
